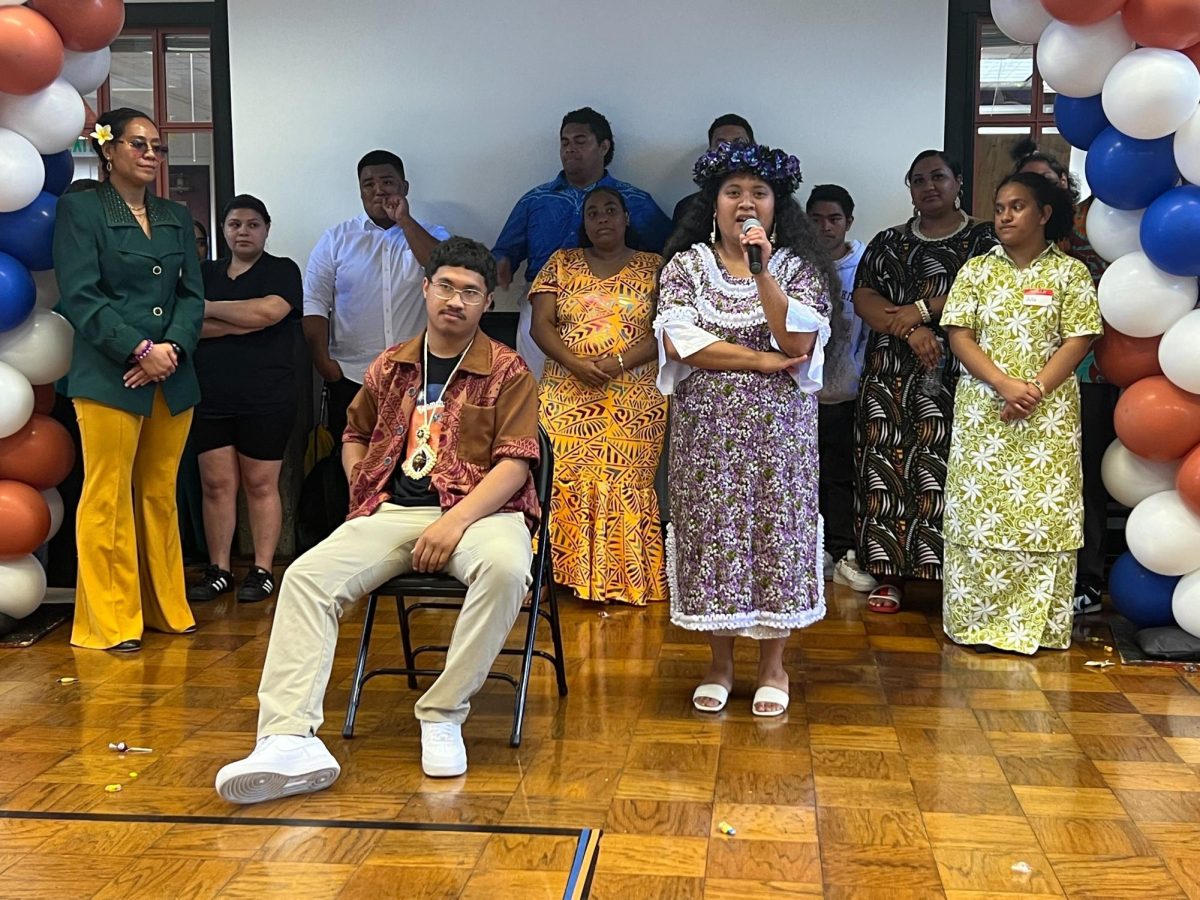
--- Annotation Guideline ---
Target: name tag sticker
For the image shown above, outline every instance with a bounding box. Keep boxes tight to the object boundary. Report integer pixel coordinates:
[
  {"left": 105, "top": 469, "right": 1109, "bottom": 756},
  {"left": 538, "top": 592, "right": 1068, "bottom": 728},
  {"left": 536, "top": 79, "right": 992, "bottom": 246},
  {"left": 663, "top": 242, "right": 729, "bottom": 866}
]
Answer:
[{"left": 1023, "top": 289, "right": 1053, "bottom": 307}]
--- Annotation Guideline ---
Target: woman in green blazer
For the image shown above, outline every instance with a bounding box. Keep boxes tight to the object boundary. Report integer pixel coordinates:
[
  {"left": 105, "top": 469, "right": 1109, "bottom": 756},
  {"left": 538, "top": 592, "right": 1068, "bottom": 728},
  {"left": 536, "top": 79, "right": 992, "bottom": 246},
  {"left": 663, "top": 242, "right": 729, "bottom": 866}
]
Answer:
[{"left": 53, "top": 107, "right": 204, "bottom": 651}]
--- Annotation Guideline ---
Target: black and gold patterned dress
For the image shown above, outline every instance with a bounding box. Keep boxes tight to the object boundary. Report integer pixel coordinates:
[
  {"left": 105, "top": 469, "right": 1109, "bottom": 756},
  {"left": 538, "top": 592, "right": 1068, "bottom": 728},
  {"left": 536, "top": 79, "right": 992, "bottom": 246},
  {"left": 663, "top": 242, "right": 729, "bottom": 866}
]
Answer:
[{"left": 853, "top": 217, "right": 996, "bottom": 580}]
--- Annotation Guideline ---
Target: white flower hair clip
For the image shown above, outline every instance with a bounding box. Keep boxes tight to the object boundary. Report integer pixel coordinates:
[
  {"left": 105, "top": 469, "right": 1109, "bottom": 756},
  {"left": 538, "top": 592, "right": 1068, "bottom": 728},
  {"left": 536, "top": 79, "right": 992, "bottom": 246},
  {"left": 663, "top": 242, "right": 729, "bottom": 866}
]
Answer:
[{"left": 90, "top": 123, "right": 113, "bottom": 145}]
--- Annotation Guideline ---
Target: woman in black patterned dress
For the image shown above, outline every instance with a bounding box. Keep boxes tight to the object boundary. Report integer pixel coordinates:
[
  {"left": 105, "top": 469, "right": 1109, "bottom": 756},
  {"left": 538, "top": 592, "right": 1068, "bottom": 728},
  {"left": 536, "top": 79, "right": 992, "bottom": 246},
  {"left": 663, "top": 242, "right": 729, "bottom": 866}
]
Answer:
[{"left": 852, "top": 150, "right": 996, "bottom": 612}]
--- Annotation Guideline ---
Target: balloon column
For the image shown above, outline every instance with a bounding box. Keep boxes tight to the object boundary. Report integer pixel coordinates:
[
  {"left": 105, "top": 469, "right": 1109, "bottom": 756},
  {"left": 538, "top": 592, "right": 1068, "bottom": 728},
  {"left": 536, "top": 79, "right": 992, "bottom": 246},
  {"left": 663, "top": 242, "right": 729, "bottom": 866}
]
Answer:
[
  {"left": 991, "top": 0, "right": 1200, "bottom": 639},
  {"left": 0, "top": 0, "right": 125, "bottom": 631}
]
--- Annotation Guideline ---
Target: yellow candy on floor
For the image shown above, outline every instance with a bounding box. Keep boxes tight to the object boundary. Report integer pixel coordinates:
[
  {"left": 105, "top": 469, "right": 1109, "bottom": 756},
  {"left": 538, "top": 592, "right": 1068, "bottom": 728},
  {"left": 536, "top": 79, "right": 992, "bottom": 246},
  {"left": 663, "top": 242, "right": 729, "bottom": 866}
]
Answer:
[
  {"left": 717, "top": 821, "right": 736, "bottom": 835},
  {"left": 104, "top": 784, "right": 122, "bottom": 793},
  {"left": 128, "top": 772, "right": 138, "bottom": 779}
]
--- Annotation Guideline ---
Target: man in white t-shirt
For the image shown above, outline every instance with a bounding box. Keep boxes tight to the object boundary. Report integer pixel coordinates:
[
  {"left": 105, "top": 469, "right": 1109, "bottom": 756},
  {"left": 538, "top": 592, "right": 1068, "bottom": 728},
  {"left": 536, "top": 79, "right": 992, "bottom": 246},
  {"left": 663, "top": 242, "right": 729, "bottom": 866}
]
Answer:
[
  {"left": 302, "top": 150, "right": 451, "bottom": 441},
  {"left": 808, "top": 184, "right": 877, "bottom": 594}
]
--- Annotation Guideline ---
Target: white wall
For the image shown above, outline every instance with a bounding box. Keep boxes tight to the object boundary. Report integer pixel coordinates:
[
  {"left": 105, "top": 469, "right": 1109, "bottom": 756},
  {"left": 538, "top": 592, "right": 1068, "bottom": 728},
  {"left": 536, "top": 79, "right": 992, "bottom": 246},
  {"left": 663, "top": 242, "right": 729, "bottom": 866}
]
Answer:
[{"left": 228, "top": 0, "right": 949, "bottom": 305}]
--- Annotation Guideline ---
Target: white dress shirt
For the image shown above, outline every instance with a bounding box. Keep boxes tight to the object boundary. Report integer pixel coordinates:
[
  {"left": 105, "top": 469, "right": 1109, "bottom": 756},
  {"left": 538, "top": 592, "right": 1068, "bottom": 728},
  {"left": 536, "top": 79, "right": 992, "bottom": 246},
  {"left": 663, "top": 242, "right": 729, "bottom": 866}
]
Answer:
[{"left": 303, "top": 212, "right": 450, "bottom": 384}]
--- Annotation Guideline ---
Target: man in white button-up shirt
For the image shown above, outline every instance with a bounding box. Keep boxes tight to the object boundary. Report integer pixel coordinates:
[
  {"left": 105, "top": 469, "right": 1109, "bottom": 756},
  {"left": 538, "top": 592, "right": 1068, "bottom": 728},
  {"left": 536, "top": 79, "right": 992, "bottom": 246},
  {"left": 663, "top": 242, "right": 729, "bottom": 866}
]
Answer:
[{"left": 302, "top": 150, "right": 450, "bottom": 441}]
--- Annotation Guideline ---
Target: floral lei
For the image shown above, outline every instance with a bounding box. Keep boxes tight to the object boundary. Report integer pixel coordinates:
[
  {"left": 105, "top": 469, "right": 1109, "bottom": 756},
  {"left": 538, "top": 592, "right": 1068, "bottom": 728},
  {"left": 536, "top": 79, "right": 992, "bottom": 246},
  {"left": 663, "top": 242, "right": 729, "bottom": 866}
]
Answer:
[{"left": 692, "top": 141, "right": 803, "bottom": 193}]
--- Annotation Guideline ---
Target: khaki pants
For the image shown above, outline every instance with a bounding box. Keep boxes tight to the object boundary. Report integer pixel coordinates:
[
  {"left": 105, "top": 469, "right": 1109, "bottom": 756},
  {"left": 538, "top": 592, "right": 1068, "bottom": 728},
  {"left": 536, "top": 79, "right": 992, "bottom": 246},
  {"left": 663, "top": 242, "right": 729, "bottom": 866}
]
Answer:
[
  {"left": 72, "top": 388, "right": 196, "bottom": 649},
  {"left": 257, "top": 505, "right": 533, "bottom": 737}
]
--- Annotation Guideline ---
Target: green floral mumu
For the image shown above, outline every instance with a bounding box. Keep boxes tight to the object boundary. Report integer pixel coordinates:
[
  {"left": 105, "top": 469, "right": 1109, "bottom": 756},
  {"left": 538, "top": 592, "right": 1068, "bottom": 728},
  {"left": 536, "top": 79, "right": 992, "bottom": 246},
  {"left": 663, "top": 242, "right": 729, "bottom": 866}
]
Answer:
[{"left": 940, "top": 243, "right": 1102, "bottom": 653}]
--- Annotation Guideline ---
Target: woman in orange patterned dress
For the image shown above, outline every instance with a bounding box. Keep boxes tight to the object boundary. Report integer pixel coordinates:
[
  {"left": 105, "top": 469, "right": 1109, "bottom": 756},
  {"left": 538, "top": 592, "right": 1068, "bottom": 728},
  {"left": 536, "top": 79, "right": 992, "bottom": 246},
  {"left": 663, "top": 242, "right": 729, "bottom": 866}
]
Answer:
[{"left": 530, "top": 187, "right": 667, "bottom": 605}]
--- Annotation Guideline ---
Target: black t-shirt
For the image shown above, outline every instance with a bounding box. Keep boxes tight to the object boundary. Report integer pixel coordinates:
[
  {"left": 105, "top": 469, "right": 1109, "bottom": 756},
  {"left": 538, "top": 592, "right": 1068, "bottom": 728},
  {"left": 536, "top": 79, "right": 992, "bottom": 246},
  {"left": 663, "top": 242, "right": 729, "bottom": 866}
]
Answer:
[
  {"left": 195, "top": 252, "right": 303, "bottom": 417},
  {"left": 388, "top": 348, "right": 466, "bottom": 507}
]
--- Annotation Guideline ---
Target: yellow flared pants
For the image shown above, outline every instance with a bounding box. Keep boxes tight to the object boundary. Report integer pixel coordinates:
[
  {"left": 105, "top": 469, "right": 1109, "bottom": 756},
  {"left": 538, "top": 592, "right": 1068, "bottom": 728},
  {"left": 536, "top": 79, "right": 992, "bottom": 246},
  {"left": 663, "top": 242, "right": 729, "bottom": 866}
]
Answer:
[{"left": 72, "top": 388, "right": 195, "bottom": 649}]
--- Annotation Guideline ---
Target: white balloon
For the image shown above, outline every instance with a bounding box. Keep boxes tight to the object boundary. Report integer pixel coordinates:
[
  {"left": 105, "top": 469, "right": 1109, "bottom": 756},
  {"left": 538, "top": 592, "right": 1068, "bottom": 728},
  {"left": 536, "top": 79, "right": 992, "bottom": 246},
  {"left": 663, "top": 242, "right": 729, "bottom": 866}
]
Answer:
[
  {"left": 1159, "top": 310, "right": 1200, "bottom": 395},
  {"left": 0, "top": 358, "right": 33, "bottom": 439},
  {"left": 0, "top": 309, "right": 73, "bottom": 385},
  {"left": 1086, "top": 200, "right": 1145, "bottom": 263},
  {"left": 39, "top": 487, "right": 63, "bottom": 542},
  {"left": 1102, "top": 48, "right": 1200, "bottom": 141},
  {"left": 0, "top": 555, "right": 46, "bottom": 619},
  {"left": 0, "top": 78, "right": 85, "bottom": 155},
  {"left": 1176, "top": 107, "right": 1200, "bottom": 187},
  {"left": 1173, "top": 569, "right": 1200, "bottom": 639},
  {"left": 32, "top": 269, "right": 58, "bottom": 310},
  {"left": 991, "top": 0, "right": 1053, "bottom": 44},
  {"left": 60, "top": 48, "right": 111, "bottom": 96},
  {"left": 1038, "top": 15, "right": 1135, "bottom": 99},
  {"left": 1101, "top": 439, "right": 1180, "bottom": 508},
  {"left": 1098, "top": 251, "right": 1198, "bottom": 338},
  {"left": 0, "top": 127, "right": 45, "bottom": 214},
  {"left": 1127, "top": 491, "right": 1200, "bottom": 576}
]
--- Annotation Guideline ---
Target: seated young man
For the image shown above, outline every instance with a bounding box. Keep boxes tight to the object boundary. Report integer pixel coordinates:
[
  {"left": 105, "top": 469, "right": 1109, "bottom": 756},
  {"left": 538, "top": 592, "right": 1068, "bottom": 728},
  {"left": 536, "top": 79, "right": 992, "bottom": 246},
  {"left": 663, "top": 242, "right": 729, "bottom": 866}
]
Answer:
[{"left": 215, "top": 236, "right": 539, "bottom": 803}]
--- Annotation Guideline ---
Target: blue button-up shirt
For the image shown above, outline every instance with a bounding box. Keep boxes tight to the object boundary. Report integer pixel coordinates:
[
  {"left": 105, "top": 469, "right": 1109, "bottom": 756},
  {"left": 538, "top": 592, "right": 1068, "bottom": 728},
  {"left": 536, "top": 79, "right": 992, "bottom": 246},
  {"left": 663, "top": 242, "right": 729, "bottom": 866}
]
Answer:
[{"left": 491, "top": 170, "right": 672, "bottom": 282}]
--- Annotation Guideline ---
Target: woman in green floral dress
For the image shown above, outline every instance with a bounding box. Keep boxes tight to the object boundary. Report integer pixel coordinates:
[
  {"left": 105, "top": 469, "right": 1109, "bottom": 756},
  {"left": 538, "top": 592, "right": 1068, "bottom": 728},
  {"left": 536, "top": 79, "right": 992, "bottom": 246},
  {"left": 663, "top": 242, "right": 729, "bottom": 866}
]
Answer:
[{"left": 941, "top": 173, "right": 1102, "bottom": 654}]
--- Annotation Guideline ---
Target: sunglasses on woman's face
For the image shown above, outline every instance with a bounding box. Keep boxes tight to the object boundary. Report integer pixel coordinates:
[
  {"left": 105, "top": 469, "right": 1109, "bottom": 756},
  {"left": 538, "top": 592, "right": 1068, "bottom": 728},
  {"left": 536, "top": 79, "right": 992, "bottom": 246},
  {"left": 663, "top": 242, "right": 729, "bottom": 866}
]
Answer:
[{"left": 117, "top": 138, "right": 169, "bottom": 158}]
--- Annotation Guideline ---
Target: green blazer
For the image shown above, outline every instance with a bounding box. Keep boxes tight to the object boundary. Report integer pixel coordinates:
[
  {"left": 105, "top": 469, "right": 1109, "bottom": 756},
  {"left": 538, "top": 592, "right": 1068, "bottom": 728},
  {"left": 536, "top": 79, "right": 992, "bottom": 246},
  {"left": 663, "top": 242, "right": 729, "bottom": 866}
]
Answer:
[{"left": 53, "top": 181, "right": 203, "bottom": 416}]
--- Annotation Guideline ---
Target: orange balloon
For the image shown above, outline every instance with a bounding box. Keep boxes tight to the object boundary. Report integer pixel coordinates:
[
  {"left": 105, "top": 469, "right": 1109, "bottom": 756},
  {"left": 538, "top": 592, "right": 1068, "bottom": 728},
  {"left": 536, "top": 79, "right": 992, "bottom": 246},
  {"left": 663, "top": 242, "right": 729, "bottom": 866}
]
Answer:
[
  {"left": 0, "top": 413, "right": 75, "bottom": 489},
  {"left": 0, "top": 7, "right": 64, "bottom": 96},
  {"left": 1178, "top": 443, "right": 1200, "bottom": 517},
  {"left": 1040, "top": 0, "right": 1127, "bottom": 25},
  {"left": 1115, "top": 376, "right": 1200, "bottom": 461},
  {"left": 0, "top": 479, "right": 51, "bottom": 556},
  {"left": 1122, "top": 0, "right": 1200, "bottom": 50},
  {"left": 1093, "top": 325, "right": 1163, "bottom": 388},
  {"left": 32, "top": 383, "right": 55, "bottom": 416},
  {"left": 28, "top": 0, "right": 124, "bottom": 53}
]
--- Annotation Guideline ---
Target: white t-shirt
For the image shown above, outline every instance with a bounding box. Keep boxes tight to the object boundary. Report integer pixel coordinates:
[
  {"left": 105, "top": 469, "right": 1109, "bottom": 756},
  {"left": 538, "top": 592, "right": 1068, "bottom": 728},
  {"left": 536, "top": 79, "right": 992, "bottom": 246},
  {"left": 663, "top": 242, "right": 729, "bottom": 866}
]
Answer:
[
  {"left": 303, "top": 213, "right": 451, "bottom": 384},
  {"left": 819, "top": 239, "right": 867, "bottom": 404}
]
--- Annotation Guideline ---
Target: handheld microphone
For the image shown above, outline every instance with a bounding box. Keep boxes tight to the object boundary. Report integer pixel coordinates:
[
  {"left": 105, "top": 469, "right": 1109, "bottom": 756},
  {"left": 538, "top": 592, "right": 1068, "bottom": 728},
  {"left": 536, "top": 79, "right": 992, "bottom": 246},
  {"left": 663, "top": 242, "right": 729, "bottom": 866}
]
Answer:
[{"left": 742, "top": 217, "right": 763, "bottom": 274}]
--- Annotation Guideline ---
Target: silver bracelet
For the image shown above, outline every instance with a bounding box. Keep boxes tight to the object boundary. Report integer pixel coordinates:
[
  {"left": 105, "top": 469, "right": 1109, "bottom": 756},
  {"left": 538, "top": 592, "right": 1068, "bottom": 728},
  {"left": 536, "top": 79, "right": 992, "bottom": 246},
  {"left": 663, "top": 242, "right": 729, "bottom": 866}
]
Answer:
[{"left": 617, "top": 352, "right": 626, "bottom": 372}]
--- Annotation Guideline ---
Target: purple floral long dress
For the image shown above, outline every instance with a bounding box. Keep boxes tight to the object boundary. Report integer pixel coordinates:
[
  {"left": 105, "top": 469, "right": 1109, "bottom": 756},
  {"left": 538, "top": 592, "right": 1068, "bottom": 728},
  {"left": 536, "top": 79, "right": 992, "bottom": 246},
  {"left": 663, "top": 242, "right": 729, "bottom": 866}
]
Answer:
[{"left": 654, "top": 244, "right": 831, "bottom": 637}]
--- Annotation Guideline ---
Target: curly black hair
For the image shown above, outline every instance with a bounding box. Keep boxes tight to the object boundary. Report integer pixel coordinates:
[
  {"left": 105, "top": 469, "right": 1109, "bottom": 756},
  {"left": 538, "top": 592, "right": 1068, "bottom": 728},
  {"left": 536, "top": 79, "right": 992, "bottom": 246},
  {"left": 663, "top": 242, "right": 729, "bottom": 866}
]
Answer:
[
  {"left": 659, "top": 174, "right": 840, "bottom": 300},
  {"left": 994, "top": 172, "right": 1076, "bottom": 243},
  {"left": 425, "top": 236, "right": 498, "bottom": 293}
]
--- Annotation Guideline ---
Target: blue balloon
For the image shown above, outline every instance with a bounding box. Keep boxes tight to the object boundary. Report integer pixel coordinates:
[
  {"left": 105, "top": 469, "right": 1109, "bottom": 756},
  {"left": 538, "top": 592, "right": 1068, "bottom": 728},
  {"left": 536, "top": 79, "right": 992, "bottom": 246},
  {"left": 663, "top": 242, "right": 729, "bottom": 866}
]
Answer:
[
  {"left": 1109, "top": 551, "right": 1180, "bottom": 628},
  {"left": 1054, "top": 94, "right": 1110, "bottom": 151},
  {"left": 0, "top": 191, "right": 57, "bottom": 272},
  {"left": 0, "top": 251, "right": 35, "bottom": 333},
  {"left": 41, "top": 150, "right": 74, "bottom": 196},
  {"left": 1085, "top": 127, "right": 1179, "bottom": 211},
  {"left": 1141, "top": 185, "right": 1200, "bottom": 278}
]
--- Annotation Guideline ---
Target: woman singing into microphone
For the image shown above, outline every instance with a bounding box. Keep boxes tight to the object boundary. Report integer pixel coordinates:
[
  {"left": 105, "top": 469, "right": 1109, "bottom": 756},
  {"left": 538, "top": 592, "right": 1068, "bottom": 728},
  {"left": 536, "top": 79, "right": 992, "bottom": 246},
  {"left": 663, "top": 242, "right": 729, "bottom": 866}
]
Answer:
[{"left": 654, "top": 142, "right": 834, "bottom": 716}]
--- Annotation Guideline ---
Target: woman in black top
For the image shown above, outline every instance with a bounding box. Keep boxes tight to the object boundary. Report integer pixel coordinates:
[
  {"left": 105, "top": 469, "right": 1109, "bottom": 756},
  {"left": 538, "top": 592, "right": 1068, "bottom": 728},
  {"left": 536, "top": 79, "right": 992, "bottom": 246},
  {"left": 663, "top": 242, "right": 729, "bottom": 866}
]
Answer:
[{"left": 187, "top": 195, "right": 302, "bottom": 603}]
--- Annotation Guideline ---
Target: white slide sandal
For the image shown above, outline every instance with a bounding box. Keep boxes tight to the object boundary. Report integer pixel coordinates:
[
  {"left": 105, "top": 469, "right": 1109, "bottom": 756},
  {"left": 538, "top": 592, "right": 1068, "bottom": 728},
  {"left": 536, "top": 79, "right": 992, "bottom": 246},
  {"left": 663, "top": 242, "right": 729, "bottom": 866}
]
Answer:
[
  {"left": 692, "top": 683, "right": 730, "bottom": 713},
  {"left": 752, "top": 685, "right": 790, "bottom": 717}
]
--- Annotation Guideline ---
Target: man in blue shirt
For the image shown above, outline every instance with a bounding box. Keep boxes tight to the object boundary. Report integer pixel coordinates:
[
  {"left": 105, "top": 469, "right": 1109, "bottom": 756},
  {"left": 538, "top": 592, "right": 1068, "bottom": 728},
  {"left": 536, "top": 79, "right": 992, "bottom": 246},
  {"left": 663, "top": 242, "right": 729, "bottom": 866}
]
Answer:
[{"left": 491, "top": 107, "right": 672, "bottom": 377}]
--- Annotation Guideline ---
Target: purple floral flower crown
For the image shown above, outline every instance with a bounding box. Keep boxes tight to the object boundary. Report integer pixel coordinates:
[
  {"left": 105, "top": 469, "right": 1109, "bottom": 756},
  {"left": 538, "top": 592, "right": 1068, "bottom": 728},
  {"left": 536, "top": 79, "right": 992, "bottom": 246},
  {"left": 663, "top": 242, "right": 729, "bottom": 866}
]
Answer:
[{"left": 692, "top": 141, "right": 803, "bottom": 193}]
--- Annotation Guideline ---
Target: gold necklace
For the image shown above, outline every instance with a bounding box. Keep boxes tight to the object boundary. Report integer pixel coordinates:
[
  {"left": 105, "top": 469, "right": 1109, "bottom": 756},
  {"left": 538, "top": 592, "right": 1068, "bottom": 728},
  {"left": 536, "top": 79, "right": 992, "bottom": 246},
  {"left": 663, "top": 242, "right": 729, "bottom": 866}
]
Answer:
[{"left": 400, "top": 337, "right": 473, "bottom": 479}]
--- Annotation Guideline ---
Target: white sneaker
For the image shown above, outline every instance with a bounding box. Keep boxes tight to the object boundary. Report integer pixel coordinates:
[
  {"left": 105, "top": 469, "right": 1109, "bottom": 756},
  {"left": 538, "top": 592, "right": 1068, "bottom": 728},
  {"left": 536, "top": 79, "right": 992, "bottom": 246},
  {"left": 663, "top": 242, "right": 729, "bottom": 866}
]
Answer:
[
  {"left": 421, "top": 721, "right": 467, "bottom": 777},
  {"left": 214, "top": 734, "right": 340, "bottom": 804},
  {"left": 833, "top": 551, "right": 878, "bottom": 593},
  {"left": 823, "top": 551, "right": 834, "bottom": 582}
]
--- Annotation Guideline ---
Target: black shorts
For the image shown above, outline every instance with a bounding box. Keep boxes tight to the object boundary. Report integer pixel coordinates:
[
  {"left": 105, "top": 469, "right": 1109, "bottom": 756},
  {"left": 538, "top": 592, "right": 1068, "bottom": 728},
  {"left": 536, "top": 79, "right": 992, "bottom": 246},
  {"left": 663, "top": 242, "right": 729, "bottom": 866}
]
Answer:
[{"left": 191, "top": 408, "right": 296, "bottom": 461}]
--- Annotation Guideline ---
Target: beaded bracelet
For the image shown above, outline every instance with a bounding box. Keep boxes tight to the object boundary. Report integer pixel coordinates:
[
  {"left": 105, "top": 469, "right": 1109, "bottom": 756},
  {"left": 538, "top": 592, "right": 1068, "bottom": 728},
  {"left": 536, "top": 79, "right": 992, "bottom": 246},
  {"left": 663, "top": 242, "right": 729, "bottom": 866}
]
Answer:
[
  {"left": 134, "top": 340, "right": 154, "bottom": 363},
  {"left": 916, "top": 299, "right": 932, "bottom": 324},
  {"left": 902, "top": 323, "right": 923, "bottom": 341}
]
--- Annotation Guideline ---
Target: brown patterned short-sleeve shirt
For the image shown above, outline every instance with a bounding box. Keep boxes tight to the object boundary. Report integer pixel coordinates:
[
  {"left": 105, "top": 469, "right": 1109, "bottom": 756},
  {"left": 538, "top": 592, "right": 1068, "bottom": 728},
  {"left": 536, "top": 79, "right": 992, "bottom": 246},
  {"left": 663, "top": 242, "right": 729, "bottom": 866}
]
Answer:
[{"left": 343, "top": 332, "right": 541, "bottom": 532}]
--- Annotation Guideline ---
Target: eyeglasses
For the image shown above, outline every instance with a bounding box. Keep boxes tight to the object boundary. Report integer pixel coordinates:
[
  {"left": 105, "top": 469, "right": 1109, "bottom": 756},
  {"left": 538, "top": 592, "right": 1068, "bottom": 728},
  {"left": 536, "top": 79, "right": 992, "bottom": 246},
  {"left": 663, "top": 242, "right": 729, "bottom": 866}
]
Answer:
[
  {"left": 429, "top": 280, "right": 486, "bottom": 306},
  {"left": 117, "top": 138, "right": 169, "bottom": 158}
]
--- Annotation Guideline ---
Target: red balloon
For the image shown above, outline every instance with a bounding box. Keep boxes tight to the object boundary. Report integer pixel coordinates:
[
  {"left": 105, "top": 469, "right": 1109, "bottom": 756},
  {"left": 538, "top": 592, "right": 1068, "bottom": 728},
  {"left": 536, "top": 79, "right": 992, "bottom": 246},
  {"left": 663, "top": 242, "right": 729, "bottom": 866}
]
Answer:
[
  {"left": 28, "top": 0, "right": 124, "bottom": 53},
  {"left": 1040, "top": 0, "right": 1127, "bottom": 25},
  {"left": 0, "top": 413, "right": 75, "bottom": 489},
  {"left": 1115, "top": 376, "right": 1200, "bottom": 461},
  {"left": 0, "top": 7, "right": 64, "bottom": 96},
  {"left": 32, "top": 383, "right": 55, "bottom": 416},
  {"left": 1093, "top": 325, "right": 1163, "bottom": 388},
  {"left": 1184, "top": 41, "right": 1200, "bottom": 72},
  {"left": 1178, "top": 443, "right": 1200, "bottom": 517},
  {"left": 1122, "top": 0, "right": 1200, "bottom": 50},
  {"left": 0, "top": 479, "right": 51, "bottom": 556}
]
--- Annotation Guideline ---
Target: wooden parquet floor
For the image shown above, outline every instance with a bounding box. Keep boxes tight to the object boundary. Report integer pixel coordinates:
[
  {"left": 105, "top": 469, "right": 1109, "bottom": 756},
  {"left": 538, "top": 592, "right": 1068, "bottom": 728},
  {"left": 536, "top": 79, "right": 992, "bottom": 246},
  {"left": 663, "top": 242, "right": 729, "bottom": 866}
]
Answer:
[{"left": 2, "top": 574, "right": 1200, "bottom": 899}]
